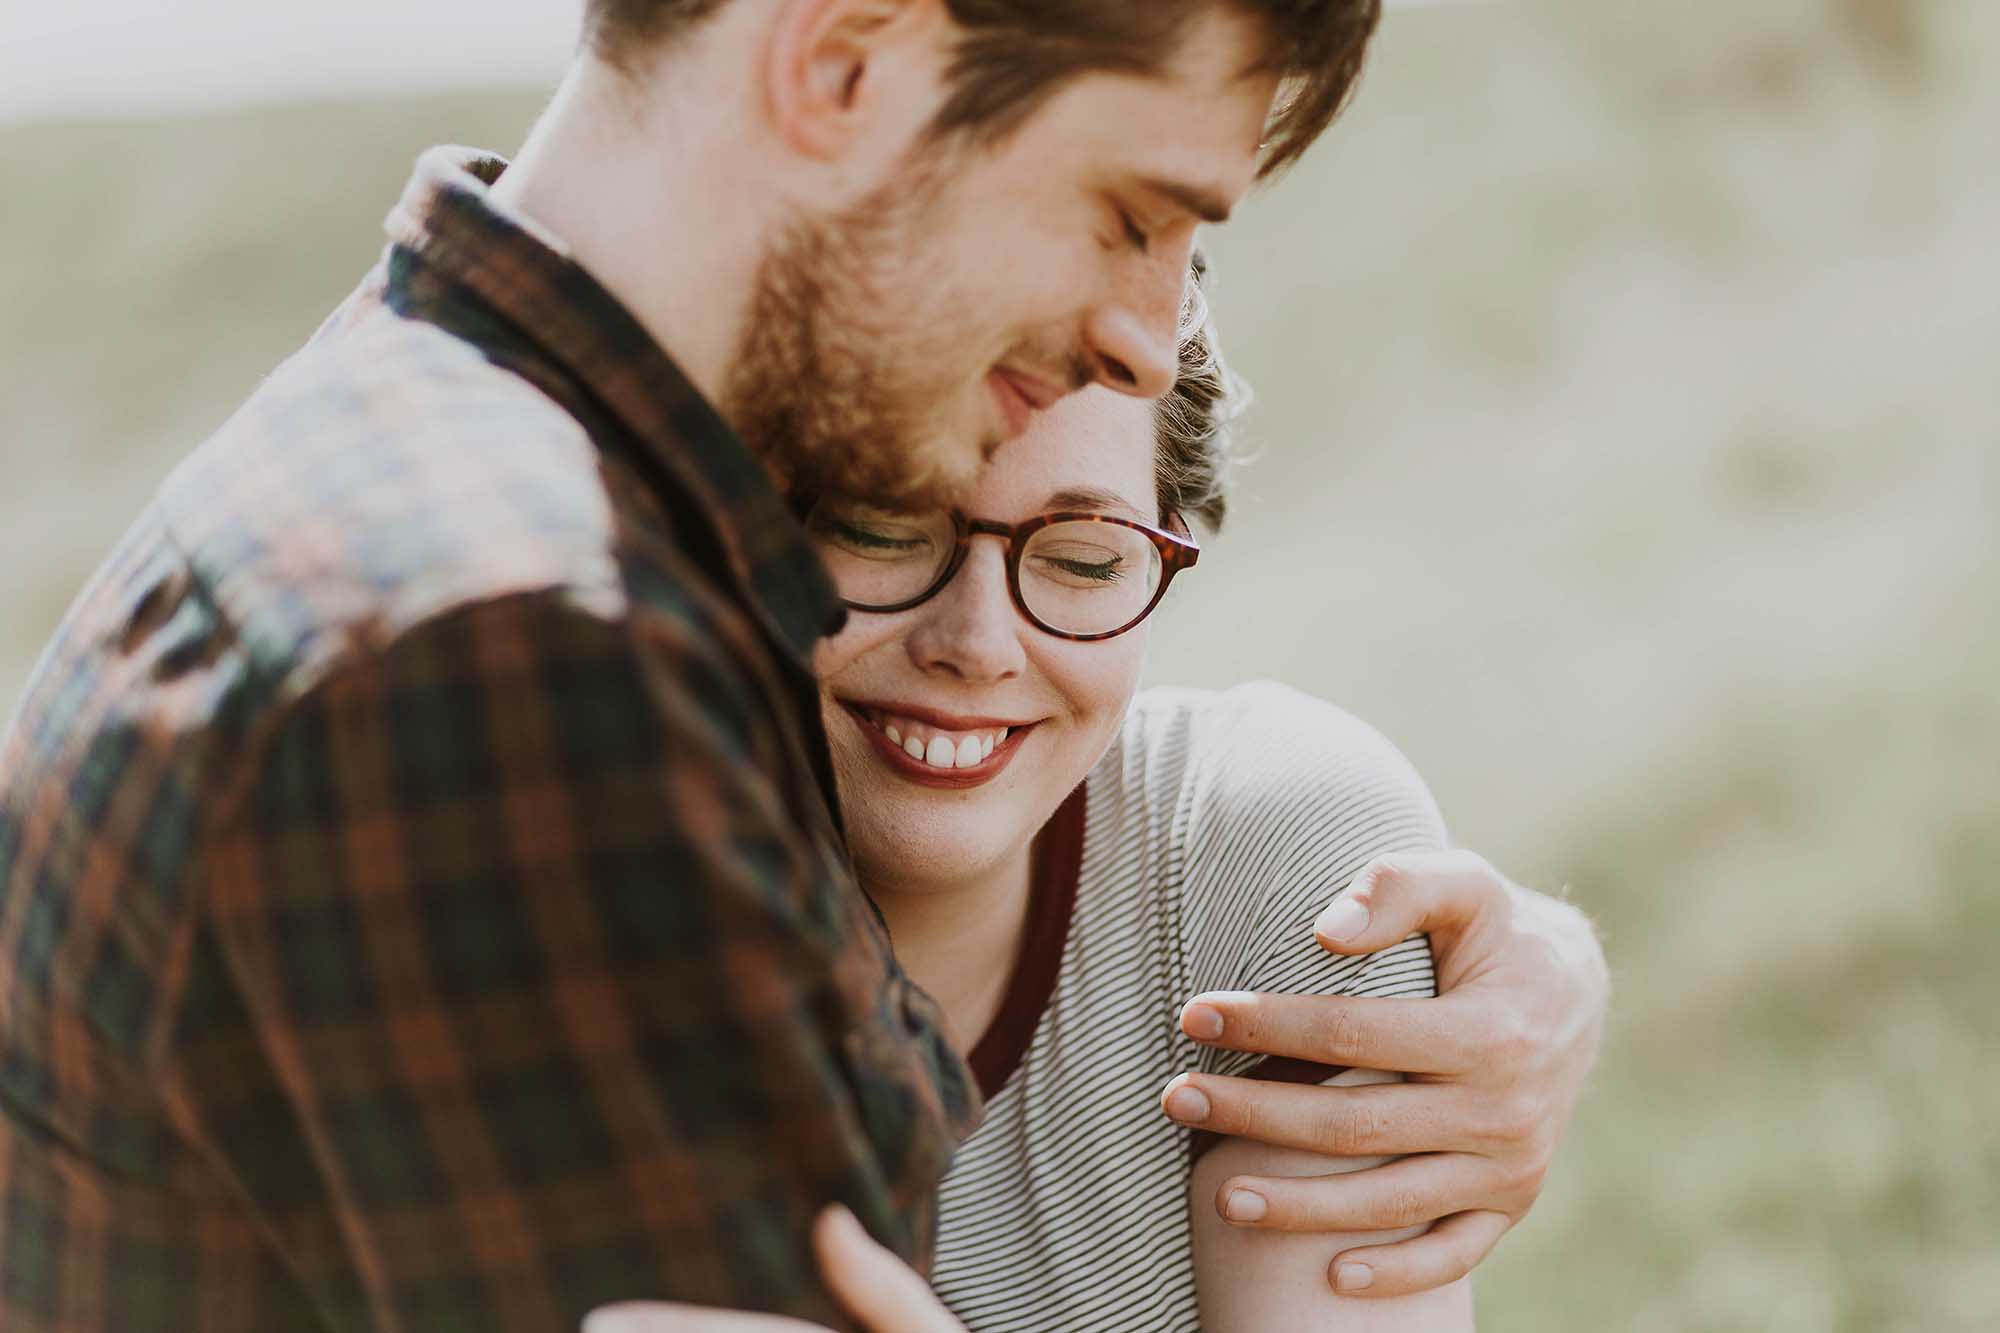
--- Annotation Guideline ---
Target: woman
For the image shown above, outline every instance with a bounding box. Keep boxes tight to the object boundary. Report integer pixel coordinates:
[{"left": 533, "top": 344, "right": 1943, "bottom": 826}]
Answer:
[{"left": 799, "top": 266, "right": 1475, "bottom": 1330}]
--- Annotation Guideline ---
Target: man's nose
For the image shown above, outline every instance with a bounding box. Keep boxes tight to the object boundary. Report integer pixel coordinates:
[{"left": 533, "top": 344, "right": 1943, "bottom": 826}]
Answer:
[
  {"left": 906, "top": 544, "right": 1026, "bottom": 683},
  {"left": 1082, "top": 240, "right": 1191, "bottom": 400}
]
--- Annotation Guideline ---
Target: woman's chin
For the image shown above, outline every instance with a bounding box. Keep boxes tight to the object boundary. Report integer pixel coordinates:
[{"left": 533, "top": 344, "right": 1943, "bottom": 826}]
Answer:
[{"left": 849, "top": 822, "right": 1024, "bottom": 894}]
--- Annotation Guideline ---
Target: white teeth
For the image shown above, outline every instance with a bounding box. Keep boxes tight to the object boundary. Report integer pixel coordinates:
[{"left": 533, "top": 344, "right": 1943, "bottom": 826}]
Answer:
[{"left": 866, "top": 710, "right": 1017, "bottom": 769}]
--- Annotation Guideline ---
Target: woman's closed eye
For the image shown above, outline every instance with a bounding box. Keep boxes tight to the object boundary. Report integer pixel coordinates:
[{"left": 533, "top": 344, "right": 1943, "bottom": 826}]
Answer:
[
  {"left": 1030, "top": 547, "right": 1127, "bottom": 585},
  {"left": 813, "top": 511, "right": 935, "bottom": 559}
]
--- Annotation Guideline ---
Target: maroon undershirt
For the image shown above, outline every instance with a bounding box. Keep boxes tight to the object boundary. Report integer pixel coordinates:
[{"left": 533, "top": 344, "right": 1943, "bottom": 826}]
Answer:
[{"left": 960, "top": 782, "right": 1345, "bottom": 1165}]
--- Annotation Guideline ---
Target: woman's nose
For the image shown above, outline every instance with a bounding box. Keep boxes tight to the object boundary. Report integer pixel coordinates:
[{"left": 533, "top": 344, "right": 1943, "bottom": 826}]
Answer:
[{"left": 905, "top": 543, "right": 1027, "bottom": 683}]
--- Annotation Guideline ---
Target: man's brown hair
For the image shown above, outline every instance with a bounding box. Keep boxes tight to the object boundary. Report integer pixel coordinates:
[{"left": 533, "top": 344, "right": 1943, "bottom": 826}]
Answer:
[{"left": 584, "top": 0, "right": 1381, "bottom": 177}]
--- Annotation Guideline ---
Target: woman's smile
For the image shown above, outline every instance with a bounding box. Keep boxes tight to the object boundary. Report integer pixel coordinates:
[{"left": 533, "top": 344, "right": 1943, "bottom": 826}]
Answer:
[
  {"left": 811, "top": 386, "right": 1158, "bottom": 888},
  {"left": 837, "top": 699, "right": 1040, "bottom": 790}
]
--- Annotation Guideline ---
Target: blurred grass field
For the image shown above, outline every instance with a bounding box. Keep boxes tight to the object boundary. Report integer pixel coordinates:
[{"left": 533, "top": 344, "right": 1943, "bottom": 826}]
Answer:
[{"left": 3, "top": 1, "right": 1996, "bottom": 1329}]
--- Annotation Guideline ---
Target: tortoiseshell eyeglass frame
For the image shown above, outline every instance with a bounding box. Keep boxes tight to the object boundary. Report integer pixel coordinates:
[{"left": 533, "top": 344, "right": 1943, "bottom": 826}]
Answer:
[{"left": 837, "top": 509, "right": 1202, "bottom": 643}]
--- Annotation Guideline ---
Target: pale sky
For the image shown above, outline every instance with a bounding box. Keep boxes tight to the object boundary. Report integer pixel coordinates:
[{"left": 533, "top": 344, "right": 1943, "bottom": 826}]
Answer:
[
  {"left": 0, "top": 0, "right": 1468, "bottom": 126},
  {"left": 0, "top": 0, "right": 581, "bottom": 124}
]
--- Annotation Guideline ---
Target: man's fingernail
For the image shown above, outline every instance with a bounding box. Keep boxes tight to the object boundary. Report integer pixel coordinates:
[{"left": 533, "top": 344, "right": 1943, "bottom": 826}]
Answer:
[
  {"left": 1315, "top": 896, "right": 1369, "bottom": 943},
  {"left": 1164, "top": 1084, "right": 1211, "bottom": 1124},
  {"left": 1335, "top": 1262, "right": 1374, "bottom": 1292},
  {"left": 1182, "top": 1003, "right": 1224, "bottom": 1041},
  {"left": 1223, "top": 1189, "right": 1266, "bottom": 1222}
]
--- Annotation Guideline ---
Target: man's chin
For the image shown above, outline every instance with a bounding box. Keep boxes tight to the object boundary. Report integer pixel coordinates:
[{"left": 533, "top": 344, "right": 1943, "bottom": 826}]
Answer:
[
  {"left": 913, "top": 419, "right": 1012, "bottom": 505},
  {"left": 736, "top": 388, "right": 997, "bottom": 511},
  {"left": 825, "top": 439, "right": 993, "bottom": 513}
]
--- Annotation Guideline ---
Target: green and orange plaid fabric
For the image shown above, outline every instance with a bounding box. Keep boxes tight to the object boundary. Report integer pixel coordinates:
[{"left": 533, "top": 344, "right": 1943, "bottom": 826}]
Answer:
[{"left": 0, "top": 148, "right": 979, "bottom": 1333}]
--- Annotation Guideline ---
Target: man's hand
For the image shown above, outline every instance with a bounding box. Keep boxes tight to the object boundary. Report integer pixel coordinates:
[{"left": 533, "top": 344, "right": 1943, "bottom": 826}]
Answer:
[
  {"left": 1158, "top": 849, "right": 1608, "bottom": 1298},
  {"left": 583, "top": 1206, "right": 966, "bottom": 1333}
]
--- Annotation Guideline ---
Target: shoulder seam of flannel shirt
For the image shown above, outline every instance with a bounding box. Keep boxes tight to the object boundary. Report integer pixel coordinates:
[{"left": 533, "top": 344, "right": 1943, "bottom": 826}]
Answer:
[
  {"left": 186, "top": 578, "right": 641, "bottom": 831},
  {"left": 158, "top": 582, "right": 634, "bottom": 1061},
  {"left": 131, "top": 520, "right": 265, "bottom": 1077},
  {"left": 151, "top": 571, "right": 834, "bottom": 1327},
  {"left": 147, "top": 584, "right": 642, "bottom": 1277}
]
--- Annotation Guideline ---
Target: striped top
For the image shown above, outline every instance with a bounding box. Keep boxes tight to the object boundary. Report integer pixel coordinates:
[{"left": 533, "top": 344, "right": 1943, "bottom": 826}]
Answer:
[{"left": 932, "top": 682, "right": 1446, "bottom": 1331}]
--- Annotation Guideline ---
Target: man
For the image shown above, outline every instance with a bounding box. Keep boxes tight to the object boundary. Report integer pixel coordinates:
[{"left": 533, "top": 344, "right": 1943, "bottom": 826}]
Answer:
[{"left": 0, "top": 2, "right": 1605, "bottom": 1330}]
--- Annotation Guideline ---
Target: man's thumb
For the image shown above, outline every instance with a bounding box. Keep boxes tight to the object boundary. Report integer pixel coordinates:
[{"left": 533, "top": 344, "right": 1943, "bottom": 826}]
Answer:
[{"left": 1313, "top": 850, "right": 1504, "bottom": 955}]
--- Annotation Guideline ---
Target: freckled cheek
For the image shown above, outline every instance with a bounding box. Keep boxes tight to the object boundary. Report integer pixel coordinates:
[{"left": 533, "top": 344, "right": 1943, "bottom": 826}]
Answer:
[
  {"left": 812, "top": 633, "right": 860, "bottom": 682},
  {"left": 1042, "top": 638, "right": 1145, "bottom": 743},
  {"left": 813, "top": 633, "right": 893, "bottom": 771},
  {"left": 813, "top": 617, "right": 909, "bottom": 683}
]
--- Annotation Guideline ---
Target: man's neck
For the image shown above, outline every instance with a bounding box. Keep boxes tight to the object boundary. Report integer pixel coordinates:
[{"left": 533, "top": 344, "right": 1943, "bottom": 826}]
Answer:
[
  {"left": 868, "top": 845, "right": 1037, "bottom": 1054},
  {"left": 490, "top": 55, "right": 775, "bottom": 413}
]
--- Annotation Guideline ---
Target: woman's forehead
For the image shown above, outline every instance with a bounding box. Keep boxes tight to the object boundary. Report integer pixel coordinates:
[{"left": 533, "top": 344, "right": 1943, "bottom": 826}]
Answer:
[{"left": 976, "top": 387, "right": 1156, "bottom": 515}]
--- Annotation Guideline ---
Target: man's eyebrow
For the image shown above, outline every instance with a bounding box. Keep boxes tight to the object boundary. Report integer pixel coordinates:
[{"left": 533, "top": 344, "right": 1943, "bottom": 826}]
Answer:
[
  {"left": 1044, "top": 486, "right": 1146, "bottom": 517},
  {"left": 1140, "top": 176, "right": 1234, "bottom": 225}
]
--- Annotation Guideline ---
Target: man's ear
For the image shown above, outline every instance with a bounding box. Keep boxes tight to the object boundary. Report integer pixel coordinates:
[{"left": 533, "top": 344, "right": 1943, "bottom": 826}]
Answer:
[{"left": 765, "top": 0, "right": 939, "bottom": 161}]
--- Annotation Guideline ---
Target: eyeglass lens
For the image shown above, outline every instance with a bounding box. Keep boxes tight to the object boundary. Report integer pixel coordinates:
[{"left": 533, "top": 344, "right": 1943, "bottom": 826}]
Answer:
[{"left": 805, "top": 501, "right": 1166, "bottom": 637}]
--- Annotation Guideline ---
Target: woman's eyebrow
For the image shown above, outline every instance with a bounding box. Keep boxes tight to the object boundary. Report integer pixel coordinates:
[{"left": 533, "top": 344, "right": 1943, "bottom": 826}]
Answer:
[{"left": 1043, "top": 486, "right": 1144, "bottom": 517}]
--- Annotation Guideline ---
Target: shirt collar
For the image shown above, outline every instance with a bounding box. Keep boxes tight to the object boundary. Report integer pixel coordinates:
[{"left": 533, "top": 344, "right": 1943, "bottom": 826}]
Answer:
[{"left": 381, "top": 145, "right": 845, "bottom": 665}]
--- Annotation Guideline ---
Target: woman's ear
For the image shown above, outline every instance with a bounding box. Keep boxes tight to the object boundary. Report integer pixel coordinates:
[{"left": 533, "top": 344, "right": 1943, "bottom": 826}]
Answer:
[{"left": 765, "top": 0, "right": 940, "bottom": 161}]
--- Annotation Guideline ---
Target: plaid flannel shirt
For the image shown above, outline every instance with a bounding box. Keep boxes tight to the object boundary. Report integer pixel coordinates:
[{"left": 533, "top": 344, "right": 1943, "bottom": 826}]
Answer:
[{"left": 0, "top": 148, "right": 979, "bottom": 1333}]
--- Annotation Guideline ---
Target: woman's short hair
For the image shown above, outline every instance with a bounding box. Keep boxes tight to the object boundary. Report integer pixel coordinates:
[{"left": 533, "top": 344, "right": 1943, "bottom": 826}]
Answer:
[{"left": 1154, "top": 251, "right": 1246, "bottom": 532}]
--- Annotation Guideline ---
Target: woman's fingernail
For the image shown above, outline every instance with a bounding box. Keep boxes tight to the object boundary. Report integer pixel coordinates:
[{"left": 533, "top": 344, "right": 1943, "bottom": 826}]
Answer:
[
  {"left": 1223, "top": 1189, "right": 1267, "bottom": 1222},
  {"left": 1182, "top": 1003, "right": 1224, "bottom": 1041},
  {"left": 1335, "top": 1262, "right": 1374, "bottom": 1292},
  {"left": 1164, "top": 1084, "right": 1211, "bottom": 1124},
  {"left": 1315, "top": 896, "right": 1369, "bottom": 943}
]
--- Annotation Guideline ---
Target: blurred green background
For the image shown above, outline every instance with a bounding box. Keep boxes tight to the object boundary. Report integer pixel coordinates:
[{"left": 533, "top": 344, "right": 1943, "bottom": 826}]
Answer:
[{"left": 3, "top": 1, "right": 1995, "bottom": 1329}]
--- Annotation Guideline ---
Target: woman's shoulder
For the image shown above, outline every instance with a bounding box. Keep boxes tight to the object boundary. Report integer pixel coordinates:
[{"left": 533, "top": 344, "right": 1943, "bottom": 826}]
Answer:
[
  {"left": 1113, "top": 681, "right": 1446, "bottom": 852},
  {"left": 1127, "top": 685, "right": 1446, "bottom": 1012},
  {"left": 1126, "top": 679, "right": 1387, "bottom": 744}
]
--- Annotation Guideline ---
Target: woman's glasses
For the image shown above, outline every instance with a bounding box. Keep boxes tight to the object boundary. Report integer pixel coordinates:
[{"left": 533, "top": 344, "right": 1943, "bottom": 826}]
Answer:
[{"left": 806, "top": 500, "right": 1200, "bottom": 642}]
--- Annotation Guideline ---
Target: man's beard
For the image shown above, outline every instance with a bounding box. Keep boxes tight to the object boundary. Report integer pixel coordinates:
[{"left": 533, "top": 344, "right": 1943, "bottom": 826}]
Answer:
[{"left": 722, "top": 152, "right": 1000, "bottom": 513}]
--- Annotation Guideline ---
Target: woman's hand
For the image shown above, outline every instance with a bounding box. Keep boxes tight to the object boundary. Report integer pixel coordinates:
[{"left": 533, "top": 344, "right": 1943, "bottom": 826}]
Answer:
[
  {"left": 583, "top": 1206, "right": 967, "bottom": 1333},
  {"left": 1160, "top": 849, "right": 1609, "bottom": 1298}
]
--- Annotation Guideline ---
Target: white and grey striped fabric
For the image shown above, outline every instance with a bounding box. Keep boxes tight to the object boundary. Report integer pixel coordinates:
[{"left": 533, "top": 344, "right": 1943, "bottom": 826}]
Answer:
[{"left": 931, "top": 682, "right": 1445, "bottom": 1331}]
